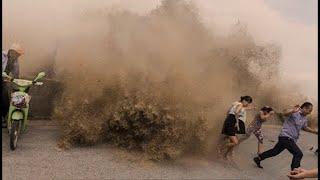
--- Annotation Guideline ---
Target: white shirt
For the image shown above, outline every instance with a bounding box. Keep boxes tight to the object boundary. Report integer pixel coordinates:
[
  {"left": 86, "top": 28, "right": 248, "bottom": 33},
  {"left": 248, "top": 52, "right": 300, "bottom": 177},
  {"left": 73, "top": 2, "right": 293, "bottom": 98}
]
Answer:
[{"left": 228, "top": 101, "right": 247, "bottom": 122}]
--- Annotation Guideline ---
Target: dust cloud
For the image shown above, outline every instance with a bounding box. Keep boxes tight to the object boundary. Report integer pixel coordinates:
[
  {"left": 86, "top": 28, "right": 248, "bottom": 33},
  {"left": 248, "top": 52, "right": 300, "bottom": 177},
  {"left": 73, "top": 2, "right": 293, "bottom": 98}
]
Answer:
[{"left": 3, "top": 0, "right": 316, "bottom": 160}]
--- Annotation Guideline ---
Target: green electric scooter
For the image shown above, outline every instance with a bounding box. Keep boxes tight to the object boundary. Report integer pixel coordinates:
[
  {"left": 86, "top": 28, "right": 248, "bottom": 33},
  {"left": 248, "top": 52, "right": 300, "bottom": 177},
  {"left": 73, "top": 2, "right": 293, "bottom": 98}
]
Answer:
[{"left": 2, "top": 71, "right": 46, "bottom": 150}]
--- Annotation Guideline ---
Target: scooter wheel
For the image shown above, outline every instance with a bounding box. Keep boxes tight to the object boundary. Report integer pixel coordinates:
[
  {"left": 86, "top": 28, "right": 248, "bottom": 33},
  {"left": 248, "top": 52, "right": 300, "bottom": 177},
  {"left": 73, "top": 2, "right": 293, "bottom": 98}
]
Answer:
[{"left": 10, "top": 121, "right": 20, "bottom": 150}]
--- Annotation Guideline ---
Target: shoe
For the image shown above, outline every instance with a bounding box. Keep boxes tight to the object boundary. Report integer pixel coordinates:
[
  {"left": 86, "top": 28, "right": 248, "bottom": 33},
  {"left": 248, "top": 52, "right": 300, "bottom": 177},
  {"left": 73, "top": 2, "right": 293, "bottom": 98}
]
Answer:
[{"left": 253, "top": 157, "right": 263, "bottom": 168}]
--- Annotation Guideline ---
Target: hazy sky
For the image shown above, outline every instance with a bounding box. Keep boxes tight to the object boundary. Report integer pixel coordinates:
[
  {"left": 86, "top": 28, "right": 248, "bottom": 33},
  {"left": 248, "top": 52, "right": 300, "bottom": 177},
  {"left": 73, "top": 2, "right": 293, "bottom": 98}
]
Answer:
[
  {"left": 265, "top": 0, "right": 317, "bottom": 26},
  {"left": 263, "top": 0, "right": 317, "bottom": 99},
  {"left": 264, "top": 0, "right": 317, "bottom": 99},
  {"left": 193, "top": 0, "right": 318, "bottom": 100},
  {"left": 3, "top": 0, "right": 317, "bottom": 100}
]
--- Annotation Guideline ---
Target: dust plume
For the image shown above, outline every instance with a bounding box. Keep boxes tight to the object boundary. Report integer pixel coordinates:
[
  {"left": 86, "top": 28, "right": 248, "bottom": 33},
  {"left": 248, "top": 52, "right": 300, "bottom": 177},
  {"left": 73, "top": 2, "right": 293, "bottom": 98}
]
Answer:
[{"left": 3, "top": 0, "right": 316, "bottom": 160}]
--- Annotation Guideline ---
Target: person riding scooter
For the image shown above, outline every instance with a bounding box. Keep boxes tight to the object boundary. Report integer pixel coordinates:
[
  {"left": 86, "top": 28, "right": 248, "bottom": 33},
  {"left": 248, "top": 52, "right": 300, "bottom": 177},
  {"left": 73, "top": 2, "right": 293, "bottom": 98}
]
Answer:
[{"left": 2, "top": 43, "right": 24, "bottom": 128}]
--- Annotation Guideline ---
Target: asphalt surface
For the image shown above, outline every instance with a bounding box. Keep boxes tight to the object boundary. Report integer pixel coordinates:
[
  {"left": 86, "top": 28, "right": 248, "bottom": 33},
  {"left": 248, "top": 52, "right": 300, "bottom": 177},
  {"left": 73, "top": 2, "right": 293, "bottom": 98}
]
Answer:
[{"left": 2, "top": 121, "right": 318, "bottom": 180}]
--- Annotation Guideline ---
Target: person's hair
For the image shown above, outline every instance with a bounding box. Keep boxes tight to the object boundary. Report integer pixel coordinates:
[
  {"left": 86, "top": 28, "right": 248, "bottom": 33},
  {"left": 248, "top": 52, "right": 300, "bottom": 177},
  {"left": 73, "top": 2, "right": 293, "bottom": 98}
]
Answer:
[
  {"left": 240, "top": 96, "right": 252, "bottom": 103},
  {"left": 300, "top": 102, "right": 313, "bottom": 109},
  {"left": 261, "top": 106, "right": 273, "bottom": 113},
  {"left": 7, "top": 49, "right": 14, "bottom": 55}
]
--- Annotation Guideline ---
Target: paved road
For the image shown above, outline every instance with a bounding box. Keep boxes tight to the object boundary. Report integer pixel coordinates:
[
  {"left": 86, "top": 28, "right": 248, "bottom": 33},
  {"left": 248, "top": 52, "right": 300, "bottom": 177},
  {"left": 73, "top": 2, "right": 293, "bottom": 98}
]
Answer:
[{"left": 2, "top": 121, "right": 318, "bottom": 180}]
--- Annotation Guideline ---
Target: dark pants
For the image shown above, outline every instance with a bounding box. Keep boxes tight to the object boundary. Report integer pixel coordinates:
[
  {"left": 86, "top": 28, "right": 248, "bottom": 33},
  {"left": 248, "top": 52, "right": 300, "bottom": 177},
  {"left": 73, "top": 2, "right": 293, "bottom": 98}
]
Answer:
[
  {"left": 259, "top": 136, "right": 303, "bottom": 170},
  {"left": 1, "top": 81, "right": 10, "bottom": 120}
]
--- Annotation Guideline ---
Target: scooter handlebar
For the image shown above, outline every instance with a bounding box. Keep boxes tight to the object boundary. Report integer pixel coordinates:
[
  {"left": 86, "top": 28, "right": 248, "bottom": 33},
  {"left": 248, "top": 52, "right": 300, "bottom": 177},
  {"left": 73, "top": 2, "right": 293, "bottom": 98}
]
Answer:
[
  {"left": 3, "top": 78, "right": 13, "bottom": 82},
  {"left": 34, "top": 82, "right": 43, "bottom": 86}
]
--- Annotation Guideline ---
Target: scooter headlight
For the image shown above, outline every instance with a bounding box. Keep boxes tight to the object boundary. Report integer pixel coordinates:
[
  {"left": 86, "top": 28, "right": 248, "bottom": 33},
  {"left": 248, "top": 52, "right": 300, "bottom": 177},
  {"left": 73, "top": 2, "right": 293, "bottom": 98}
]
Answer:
[{"left": 11, "top": 94, "right": 27, "bottom": 108}]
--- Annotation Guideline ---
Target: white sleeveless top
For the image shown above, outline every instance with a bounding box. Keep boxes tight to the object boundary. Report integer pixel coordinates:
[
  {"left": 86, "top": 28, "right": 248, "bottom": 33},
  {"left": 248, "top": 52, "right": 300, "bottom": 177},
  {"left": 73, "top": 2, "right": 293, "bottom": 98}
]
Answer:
[{"left": 228, "top": 101, "right": 247, "bottom": 122}]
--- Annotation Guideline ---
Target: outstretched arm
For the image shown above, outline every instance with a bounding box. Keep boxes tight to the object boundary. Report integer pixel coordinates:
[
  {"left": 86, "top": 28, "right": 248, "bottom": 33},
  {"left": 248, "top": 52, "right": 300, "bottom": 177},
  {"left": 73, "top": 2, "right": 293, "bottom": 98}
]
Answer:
[
  {"left": 302, "top": 126, "right": 318, "bottom": 135},
  {"left": 243, "top": 104, "right": 256, "bottom": 110},
  {"left": 283, "top": 105, "right": 300, "bottom": 117}
]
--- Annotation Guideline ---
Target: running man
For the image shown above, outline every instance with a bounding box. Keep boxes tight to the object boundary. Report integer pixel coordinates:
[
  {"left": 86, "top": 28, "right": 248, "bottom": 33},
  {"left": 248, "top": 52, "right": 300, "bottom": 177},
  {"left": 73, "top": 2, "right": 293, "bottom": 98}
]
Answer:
[{"left": 253, "top": 102, "right": 318, "bottom": 170}]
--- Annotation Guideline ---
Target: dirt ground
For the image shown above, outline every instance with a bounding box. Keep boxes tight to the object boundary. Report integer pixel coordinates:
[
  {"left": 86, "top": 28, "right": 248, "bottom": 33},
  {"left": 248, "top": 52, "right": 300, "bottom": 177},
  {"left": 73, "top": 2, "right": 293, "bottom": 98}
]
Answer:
[{"left": 2, "top": 121, "right": 318, "bottom": 180}]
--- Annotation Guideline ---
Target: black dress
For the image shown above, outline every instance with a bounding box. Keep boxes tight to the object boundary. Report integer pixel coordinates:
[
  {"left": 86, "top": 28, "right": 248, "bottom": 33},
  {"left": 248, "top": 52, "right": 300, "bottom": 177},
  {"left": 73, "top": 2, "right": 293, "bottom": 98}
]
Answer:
[
  {"left": 221, "top": 114, "right": 237, "bottom": 136},
  {"left": 221, "top": 114, "right": 246, "bottom": 136},
  {"left": 237, "top": 120, "right": 246, "bottom": 134}
]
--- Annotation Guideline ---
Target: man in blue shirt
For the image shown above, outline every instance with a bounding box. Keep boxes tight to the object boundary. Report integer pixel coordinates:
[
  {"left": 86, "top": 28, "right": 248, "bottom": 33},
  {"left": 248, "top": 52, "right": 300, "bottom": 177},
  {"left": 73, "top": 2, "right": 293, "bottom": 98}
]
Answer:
[{"left": 253, "top": 102, "right": 318, "bottom": 170}]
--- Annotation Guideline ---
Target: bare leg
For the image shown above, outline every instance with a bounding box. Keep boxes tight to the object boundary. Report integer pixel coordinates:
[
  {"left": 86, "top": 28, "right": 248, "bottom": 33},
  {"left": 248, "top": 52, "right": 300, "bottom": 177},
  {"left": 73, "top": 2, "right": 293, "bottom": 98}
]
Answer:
[
  {"left": 216, "top": 137, "right": 225, "bottom": 158},
  {"left": 217, "top": 136, "right": 230, "bottom": 158},
  {"left": 224, "top": 136, "right": 238, "bottom": 159},
  {"left": 258, "top": 142, "right": 263, "bottom": 154},
  {"left": 232, "top": 134, "right": 249, "bottom": 158},
  {"left": 254, "top": 129, "right": 264, "bottom": 155}
]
